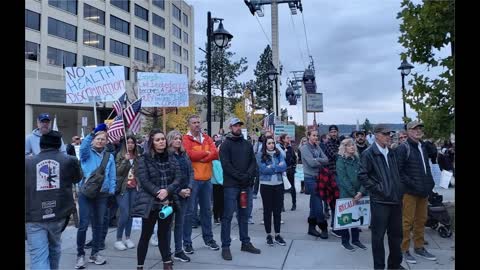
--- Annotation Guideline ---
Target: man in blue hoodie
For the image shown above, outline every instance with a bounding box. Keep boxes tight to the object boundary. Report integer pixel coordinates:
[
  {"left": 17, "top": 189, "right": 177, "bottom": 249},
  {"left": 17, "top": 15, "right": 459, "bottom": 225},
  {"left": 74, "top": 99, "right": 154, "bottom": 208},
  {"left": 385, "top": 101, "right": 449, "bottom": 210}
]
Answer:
[{"left": 26, "top": 113, "right": 66, "bottom": 155}]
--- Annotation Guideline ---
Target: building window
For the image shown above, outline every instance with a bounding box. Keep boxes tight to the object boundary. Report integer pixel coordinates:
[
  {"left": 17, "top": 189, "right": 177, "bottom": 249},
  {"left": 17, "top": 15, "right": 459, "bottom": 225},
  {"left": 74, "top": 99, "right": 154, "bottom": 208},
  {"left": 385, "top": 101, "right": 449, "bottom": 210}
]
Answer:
[
  {"left": 110, "top": 15, "right": 130, "bottom": 35},
  {"left": 173, "top": 61, "right": 182, "bottom": 74},
  {"left": 134, "top": 26, "right": 148, "bottom": 42},
  {"left": 152, "top": 33, "right": 165, "bottom": 49},
  {"left": 172, "top": 42, "right": 181, "bottom": 57},
  {"left": 48, "top": 0, "right": 77, "bottom": 15},
  {"left": 110, "top": 0, "right": 130, "bottom": 13},
  {"left": 183, "top": 65, "right": 189, "bottom": 76},
  {"left": 25, "top": 41, "right": 40, "bottom": 61},
  {"left": 183, "top": 31, "right": 188, "bottom": 44},
  {"left": 84, "top": 4, "right": 105, "bottom": 25},
  {"left": 152, "top": 13, "right": 165, "bottom": 29},
  {"left": 183, "top": 48, "right": 188, "bottom": 61},
  {"left": 152, "top": 53, "right": 165, "bottom": 70},
  {"left": 135, "top": 47, "right": 148, "bottom": 63},
  {"left": 110, "top": 62, "right": 130, "bottom": 80},
  {"left": 134, "top": 4, "right": 148, "bottom": 21},
  {"left": 182, "top": 12, "right": 188, "bottom": 27},
  {"left": 48, "top": 17, "right": 77, "bottom": 41},
  {"left": 47, "top": 46, "right": 77, "bottom": 67},
  {"left": 152, "top": 0, "right": 165, "bottom": 10},
  {"left": 83, "top": 56, "right": 105, "bottom": 67},
  {"left": 110, "top": 39, "right": 130, "bottom": 57},
  {"left": 25, "top": 10, "right": 41, "bottom": 31},
  {"left": 83, "top": 30, "right": 105, "bottom": 50},
  {"left": 172, "top": 23, "right": 181, "bottom": 39},
  {"left": 172, "top": 4, "right": 181, "bottom": 21}
]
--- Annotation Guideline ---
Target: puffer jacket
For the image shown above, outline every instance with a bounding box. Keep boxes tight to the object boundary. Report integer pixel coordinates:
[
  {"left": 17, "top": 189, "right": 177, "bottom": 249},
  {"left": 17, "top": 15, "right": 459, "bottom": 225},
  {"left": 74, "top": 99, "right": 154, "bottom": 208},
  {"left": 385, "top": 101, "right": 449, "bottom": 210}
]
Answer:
[
  {"left": 396, "top": 138, "right": 435, "bottom": 198},
  {"left": 79, "top": 134, "right": 116, "bottom": 194},
  {"left": 131, "top": 152, "right": 181, "bottom": 219},
  {"left": 183, "top": 132, "right": 218, "bottom": 181},
  {"left": 335, "top": 155, "right": 365, "bottom": 198},
  {"left": 358, "top": 143, "right": 403, "bottom": 204}
]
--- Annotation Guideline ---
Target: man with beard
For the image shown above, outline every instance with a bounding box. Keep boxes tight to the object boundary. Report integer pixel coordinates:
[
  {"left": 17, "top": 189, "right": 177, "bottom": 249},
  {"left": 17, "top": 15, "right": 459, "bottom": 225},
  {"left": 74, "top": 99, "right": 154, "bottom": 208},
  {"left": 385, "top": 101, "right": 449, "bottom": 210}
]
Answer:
[
  {"left": 354, "top": 130, "right": 369, "bottom": 155},
  {"left": 219, "top": 117, "right": 261, "bottom": 260}
]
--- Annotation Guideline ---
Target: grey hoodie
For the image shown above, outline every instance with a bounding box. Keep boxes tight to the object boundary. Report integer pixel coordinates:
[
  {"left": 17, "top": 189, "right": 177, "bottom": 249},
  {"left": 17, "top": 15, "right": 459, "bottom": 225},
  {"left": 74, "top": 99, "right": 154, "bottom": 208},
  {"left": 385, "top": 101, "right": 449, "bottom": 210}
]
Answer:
[
  {"left": 299, "top": 142, "right": 328, "bottom": 178},
  {"left": 25, "top": 128, "right": 66, "bottom": 155}
]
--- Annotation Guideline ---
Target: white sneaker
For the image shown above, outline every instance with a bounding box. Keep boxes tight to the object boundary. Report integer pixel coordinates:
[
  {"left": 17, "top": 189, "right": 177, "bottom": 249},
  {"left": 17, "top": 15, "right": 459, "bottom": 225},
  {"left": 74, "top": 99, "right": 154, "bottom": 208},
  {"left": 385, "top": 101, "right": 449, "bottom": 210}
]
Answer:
[
  {"left": 114, "top": 240, "right": 127, "bottom": 251},
  {"left": 124, "top": 239, "right": 135, "bottom": 249},
  {"left": 89, "top": 253, "right": 106, "bottom": 265},
  {"left": 75, "top": 255, "right": 86, "bottom": 269},
  {"left": 150, "top": 235, "right": 158, "bottom": 246}
]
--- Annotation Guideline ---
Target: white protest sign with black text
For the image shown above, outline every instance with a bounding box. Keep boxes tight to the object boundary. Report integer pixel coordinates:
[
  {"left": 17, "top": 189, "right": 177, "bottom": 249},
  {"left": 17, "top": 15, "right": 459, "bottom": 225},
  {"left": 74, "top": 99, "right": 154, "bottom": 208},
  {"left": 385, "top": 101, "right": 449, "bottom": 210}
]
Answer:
[
  {"left": 65, "top": 66, "right": 126, "bottom": 104},
  {"left": 333, "top": 197, "right": 371, "bottom": 230}
]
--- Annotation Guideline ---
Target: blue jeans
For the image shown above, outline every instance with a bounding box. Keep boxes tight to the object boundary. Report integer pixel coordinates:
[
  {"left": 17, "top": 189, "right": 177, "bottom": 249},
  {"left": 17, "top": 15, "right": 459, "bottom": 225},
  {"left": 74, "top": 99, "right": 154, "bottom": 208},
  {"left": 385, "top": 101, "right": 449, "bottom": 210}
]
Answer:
[
  {"left": 77, "top": 193, "right": 108, "bottom": 256},
  {"left": 304, "top": 177, "right": 325, "bottom": 223},
  {"left": 221, "top": 187, "right": 252, "bottom": 247},
  {"left": 167, "top": 198, "right": 187, "bottom": 253},
  {"left": 116, "top": 188, "right": 137, "bottom": 240},
  {"left": 26, "top": 219, "right": 65, "bottom": 270},
  {"left": 183, "top": 180, "right": 214, "bottom": 245}
]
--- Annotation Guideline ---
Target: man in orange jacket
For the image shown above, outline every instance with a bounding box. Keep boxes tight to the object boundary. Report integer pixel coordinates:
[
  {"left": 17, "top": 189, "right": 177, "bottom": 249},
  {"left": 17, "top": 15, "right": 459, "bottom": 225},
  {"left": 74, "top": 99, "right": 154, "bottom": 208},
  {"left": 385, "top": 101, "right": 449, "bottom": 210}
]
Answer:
[{"left": 182, "top": 115, "right": 220, "bottom": 255}]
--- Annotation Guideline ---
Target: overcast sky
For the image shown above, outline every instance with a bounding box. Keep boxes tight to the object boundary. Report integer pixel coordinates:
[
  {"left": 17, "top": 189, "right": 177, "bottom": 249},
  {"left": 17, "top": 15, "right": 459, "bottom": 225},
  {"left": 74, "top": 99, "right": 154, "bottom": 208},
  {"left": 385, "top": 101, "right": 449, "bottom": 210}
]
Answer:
[{"left": 187, "top": 0, "right": 448, "bottom": 125}]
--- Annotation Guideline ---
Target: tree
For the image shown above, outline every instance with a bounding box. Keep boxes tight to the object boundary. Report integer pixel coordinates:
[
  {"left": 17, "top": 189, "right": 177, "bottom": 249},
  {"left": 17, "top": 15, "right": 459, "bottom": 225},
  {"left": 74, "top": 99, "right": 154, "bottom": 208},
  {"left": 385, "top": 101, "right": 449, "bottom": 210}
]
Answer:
[
  {"left": 196, "top": 43, "right": 248, "bottom": 128},
  {"left": 166, "top": 101, "right": 198, "bottom": 134},
  {"left": 362, "top": 118, "right": 373, "bottom": 132},
  {"left": 253, "top": 45, "right": 273, "bottom": 113},
  {"left": 295, "top": 125, "right": 306, "bottom": 143},
  {"left": 397, "top": 0, "right": 454, "bottom": 139}
]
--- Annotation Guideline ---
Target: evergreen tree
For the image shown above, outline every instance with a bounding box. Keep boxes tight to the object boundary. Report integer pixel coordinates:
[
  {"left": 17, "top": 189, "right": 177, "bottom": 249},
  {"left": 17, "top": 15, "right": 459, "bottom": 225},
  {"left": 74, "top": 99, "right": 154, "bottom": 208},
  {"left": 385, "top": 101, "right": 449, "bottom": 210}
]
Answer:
[
  {"left": 196, "top": 44, "right": 248, "bottom": 129},
  {"left": 253, "top": 45, "right": 273, "bottom": 113},
  {"left": 362, "top": 118, "right": 373, "bottom": 132}
]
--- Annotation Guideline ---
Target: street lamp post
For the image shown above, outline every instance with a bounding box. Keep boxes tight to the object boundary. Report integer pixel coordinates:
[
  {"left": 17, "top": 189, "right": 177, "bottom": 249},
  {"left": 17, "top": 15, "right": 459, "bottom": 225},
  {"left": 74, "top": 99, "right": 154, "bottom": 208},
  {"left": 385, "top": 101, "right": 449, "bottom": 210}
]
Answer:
[
  {"left": 267, "top": 62, "right": 279, "bottom": 117},
  {"left": 397, "top": 59, "right": 414, "bottom": 130},
  {"left": 207, "top": 11, "right": 233, "bottom": 136}
]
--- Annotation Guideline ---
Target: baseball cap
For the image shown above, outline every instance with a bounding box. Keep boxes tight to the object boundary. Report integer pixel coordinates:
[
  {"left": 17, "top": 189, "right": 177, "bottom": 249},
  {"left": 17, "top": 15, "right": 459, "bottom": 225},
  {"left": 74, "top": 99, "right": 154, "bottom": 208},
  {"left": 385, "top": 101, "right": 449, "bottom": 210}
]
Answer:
[
  {"left": 229, "top": 117, "right": 244, "bottom": 126},
  {"left": 373, "top": 124, "right": 394, "bottom": 134},
  {"left": 328, "top": 125, "right": 339, "bottom": 131},
  {"left": 38, "top": 113, "right": 51, "bottom": 122},
  {"left": 407, "top": 120, "right": 424, "bottom": 130}
]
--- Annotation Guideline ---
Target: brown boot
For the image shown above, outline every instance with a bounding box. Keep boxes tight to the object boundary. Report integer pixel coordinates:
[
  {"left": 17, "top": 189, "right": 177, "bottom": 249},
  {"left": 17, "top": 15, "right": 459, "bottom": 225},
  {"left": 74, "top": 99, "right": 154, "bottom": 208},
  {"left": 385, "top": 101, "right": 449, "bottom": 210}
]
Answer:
[{"left": 163, "top": 261, "right": 173, "bottom": 270}]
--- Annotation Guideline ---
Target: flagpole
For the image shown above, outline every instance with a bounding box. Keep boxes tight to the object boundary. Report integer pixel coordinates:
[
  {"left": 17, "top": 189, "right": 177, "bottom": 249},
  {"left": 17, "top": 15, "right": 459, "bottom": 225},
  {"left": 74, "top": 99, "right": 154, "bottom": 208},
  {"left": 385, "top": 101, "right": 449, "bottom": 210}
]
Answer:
[
  {"left": 106, "top": 108, "right": 115, "bottom": 120},
  {"left": 122, "top": 115, "right": 128, "bottom": 151}
]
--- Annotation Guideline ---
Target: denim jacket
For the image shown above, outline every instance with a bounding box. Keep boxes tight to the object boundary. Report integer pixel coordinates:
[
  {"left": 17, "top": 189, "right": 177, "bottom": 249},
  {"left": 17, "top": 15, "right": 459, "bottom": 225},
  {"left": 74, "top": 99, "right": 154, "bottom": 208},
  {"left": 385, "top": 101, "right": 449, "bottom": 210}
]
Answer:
[{"left": 258, "top": 152, "right": 287, "bottom": 182}]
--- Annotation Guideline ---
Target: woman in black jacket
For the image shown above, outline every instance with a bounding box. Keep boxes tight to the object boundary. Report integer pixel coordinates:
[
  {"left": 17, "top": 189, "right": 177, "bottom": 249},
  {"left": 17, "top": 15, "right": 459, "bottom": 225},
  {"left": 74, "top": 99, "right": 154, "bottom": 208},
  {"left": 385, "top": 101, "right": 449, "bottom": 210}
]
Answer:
[{"left": 132, "top": 129, "right": 182, "bottom": 270}]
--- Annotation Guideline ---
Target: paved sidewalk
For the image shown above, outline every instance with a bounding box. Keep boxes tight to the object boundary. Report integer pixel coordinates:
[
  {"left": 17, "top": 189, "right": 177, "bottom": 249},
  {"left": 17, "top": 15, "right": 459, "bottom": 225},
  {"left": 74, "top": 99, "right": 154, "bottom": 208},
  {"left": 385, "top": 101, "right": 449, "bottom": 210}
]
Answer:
[{"left": 26, "top": 182, "right": 455, "bottom": 269}]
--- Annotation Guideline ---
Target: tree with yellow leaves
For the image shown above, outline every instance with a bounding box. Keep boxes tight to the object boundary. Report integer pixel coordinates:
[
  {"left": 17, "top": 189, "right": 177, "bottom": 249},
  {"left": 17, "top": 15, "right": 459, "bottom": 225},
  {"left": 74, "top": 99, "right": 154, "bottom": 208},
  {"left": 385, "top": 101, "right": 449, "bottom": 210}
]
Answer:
[{"left": 166, "top": 102, "right": 199, "bottom": 134}]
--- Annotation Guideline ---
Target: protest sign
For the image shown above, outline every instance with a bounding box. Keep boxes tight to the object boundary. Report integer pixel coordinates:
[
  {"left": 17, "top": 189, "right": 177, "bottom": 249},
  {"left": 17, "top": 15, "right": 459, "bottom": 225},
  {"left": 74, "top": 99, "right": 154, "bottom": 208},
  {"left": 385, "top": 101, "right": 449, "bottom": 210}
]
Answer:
[
  {"left": 137, "top": 72, "right": 189, "bottom": 107},
  {"left": 333, "top": 197, "right": 371, "bottom": 230},
  {"left": 65, "top": 66, "right": 126, "bottom": 104}
]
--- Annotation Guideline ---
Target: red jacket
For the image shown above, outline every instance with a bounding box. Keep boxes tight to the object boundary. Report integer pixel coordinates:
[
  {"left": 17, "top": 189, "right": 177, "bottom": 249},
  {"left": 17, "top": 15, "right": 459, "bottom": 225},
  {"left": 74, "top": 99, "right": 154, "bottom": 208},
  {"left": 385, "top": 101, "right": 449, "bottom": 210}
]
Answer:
[
  {"left": 317, "top": 167, "right": 340, "bottom": 204},
  {"left": 182, "top": 133, "right": 219, "bottom": 181}
]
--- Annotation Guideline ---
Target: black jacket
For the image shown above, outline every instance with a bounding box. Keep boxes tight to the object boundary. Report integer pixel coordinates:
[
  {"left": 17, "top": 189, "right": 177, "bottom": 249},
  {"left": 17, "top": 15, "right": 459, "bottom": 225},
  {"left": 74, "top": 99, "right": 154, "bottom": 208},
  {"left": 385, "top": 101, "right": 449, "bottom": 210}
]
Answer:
[
  {"left": 396, "top": 138, "right": 435, "bottom": 198},
  {"left": 66, "top": 144, "right": 77, "bottom": 156},
  {"left": 26, "top": 149, "right": 83, "bottom": 222},
  {"left": 358, "top": 143, "right": 403, "bottom": 204},
  {"left": 220, "top": 133, "right": 258, "bottom": 188},
  {"left": 279, "top": 143, "right": 297, "bottom": 170},
  {"left": 131, "top": 152, "right": 181, "bottom": 218}
]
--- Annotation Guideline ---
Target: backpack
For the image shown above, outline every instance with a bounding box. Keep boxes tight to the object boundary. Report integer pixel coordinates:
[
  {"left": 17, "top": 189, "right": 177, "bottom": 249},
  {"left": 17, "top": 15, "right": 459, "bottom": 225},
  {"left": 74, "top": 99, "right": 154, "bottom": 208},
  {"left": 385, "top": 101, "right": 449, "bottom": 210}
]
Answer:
[{"left": 80, "top": 152, "right": 110, "bottom": 199}]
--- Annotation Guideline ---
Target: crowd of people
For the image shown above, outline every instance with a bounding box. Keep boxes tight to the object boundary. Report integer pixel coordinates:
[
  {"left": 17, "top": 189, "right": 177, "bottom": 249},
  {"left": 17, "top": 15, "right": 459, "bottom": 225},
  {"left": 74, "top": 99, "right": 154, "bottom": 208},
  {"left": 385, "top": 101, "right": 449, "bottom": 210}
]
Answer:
[{"left": 25, "top": 112, "right": 454, "bottom": 270}]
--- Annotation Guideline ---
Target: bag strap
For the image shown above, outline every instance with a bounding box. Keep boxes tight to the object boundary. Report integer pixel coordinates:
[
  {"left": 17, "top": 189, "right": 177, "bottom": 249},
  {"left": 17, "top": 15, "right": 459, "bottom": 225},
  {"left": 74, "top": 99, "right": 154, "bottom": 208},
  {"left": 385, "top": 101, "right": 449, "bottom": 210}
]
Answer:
[{"left": 98, "top": 151, "right": 110, "bottom": 174}]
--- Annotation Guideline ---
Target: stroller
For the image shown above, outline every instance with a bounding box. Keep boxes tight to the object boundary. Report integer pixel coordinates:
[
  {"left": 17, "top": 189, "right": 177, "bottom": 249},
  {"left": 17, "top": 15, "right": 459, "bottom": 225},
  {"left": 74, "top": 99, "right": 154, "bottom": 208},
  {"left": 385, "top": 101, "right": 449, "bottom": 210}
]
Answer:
[{"left": 425, "top": 192, "right": 453, "bottom": 238}]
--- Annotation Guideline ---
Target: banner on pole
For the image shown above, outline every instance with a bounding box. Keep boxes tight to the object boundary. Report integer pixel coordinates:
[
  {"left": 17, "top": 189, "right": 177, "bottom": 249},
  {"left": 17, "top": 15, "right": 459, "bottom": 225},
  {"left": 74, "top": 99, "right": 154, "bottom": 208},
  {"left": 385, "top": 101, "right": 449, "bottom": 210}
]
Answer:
[
  {"left": 65, "top": 66, "right": 126, "bottom": 104},
  {"left": 274, "top": 125, "right": 295, "bottom": 141},
  {"left": 306, "top": 93, "right": 323, "bottom": 112},
  {"left": 333, "top": 197, "right": 371, "bottom": 230},
  {"left": 137, "top": 72, "right": 189, "bottom": 107}
]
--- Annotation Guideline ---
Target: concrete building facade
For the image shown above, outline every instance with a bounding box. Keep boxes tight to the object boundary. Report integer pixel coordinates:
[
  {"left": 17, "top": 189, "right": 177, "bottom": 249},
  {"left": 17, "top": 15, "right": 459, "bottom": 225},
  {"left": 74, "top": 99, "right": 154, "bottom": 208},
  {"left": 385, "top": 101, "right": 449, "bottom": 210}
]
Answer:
[{"left": 25, "top": 0, "right": 195, "bottom": 140}]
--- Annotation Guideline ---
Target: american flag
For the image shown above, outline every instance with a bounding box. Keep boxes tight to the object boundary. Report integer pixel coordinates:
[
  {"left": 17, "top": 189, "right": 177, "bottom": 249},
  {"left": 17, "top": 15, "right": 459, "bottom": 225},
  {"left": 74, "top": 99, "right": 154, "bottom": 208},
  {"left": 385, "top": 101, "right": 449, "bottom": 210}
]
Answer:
[
  {"left": 124, "top": 98, "right": 142, "bottom": 132},
  {"left": 107, "top": 115, "right": 125, "bottom": 143},
  {"left": 112, "top": 93, "right": 126, "bottom": 116}
]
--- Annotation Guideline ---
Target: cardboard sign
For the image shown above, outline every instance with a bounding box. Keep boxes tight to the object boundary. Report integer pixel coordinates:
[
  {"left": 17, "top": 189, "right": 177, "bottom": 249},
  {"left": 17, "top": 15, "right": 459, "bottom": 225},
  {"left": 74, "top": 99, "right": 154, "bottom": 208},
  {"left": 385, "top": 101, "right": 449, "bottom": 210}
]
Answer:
[
  {"left": 65, "top": 66, "right": 126, "bottom": 104},
  {"left": 333, "top": 197, "right": 371, "bottom": 230}
]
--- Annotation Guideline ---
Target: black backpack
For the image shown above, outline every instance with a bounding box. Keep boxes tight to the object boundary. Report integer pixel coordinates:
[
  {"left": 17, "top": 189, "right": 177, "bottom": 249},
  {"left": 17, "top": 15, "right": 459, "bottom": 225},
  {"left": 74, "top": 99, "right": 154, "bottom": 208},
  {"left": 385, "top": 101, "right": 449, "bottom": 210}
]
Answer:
[{"left": 80, "top": 152, "right": 110, "bottom": 199}]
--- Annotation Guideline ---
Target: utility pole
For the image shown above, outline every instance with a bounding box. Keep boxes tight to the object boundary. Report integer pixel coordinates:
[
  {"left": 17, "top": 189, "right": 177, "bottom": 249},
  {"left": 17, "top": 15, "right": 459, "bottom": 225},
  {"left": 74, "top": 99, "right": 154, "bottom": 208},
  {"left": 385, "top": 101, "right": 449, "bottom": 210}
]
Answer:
[{"left": 271, "top": 0, "right": 279, "bottom": 118}]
